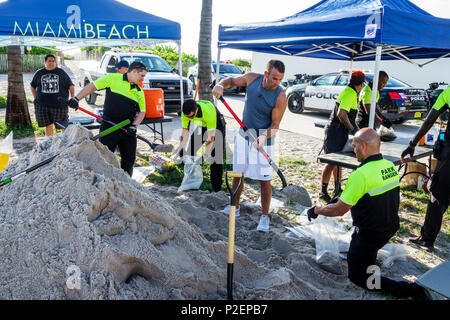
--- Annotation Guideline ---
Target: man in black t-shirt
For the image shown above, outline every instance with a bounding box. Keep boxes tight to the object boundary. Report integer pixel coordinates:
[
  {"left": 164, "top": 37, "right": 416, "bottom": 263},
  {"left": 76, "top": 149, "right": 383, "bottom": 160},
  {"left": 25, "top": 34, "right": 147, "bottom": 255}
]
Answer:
[{"left": 30, "top": 54, "right": 75, "bottom": 136}]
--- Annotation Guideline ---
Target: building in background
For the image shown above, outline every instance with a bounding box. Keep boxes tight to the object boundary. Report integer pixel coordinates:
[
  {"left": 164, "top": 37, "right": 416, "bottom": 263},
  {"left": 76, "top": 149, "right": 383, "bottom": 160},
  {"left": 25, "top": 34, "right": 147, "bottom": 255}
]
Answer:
[{"left": 251, "top": 52, "right": 449, "bottom": 89}]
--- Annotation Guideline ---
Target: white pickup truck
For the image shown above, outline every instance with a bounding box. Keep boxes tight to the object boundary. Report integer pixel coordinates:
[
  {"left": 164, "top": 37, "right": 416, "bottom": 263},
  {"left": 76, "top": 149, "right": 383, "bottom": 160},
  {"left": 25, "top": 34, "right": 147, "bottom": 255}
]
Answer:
[{"left": 78, "top": 50, "right": 193, "bottom": 113}]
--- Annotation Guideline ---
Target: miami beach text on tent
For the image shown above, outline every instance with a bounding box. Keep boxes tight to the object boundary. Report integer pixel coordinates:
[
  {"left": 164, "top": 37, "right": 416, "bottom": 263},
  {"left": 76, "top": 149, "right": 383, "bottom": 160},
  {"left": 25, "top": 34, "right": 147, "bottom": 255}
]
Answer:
[{"left": 13, "top": 21, "right": 150, "bottom": 39}]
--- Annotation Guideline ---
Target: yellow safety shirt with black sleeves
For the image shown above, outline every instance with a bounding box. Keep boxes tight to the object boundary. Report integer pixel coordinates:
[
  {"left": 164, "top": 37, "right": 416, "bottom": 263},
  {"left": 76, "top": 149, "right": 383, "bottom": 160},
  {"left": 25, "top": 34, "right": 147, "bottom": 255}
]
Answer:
[
  {"left": 357, "top": 85, "right": 380, "bottom": 127},
  {"left": 94, "top": 73, "right": 146, "bottom": 124},
  {"left": 432, "top": 86, "right": 450, "bottom": 139},
  {"left": 432, "top": 86, "right": 450, "bottom": 112},
  {"left": 340, "top": 154, "right": 400, "bottom": 240},
  {"left": 329, "top": 85, "right": 359, "bottom": 128},
  {"left": 181, "top": 100, "right": 218, "bottom": 130}
]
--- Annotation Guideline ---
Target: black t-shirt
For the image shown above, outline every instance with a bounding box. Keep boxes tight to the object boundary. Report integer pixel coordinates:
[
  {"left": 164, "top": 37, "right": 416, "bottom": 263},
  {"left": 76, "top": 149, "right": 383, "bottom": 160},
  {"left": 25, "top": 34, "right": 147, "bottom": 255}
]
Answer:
[{"left": 30, "top": 67, "right": 74, "bottom": 108}]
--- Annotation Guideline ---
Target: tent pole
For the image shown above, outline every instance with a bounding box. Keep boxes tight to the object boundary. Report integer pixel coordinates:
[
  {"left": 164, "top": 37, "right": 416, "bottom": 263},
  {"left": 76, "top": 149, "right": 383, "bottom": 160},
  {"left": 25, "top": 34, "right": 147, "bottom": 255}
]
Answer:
[
  {"left": 369, "top": 45, "right": 382, "bottom": 129},
  {"left": 214, "top": 47, "right": 222, "bottom": 106},
  {"left": 178, "top": 41, "right": 184, "bottom": 113}
]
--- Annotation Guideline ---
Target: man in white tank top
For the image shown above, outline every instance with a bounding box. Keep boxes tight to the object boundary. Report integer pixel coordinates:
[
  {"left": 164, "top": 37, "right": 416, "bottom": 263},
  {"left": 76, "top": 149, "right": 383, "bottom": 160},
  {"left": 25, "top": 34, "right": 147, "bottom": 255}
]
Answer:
[{"left": 212, "top": 60, "right": 287, "bottom": 232}]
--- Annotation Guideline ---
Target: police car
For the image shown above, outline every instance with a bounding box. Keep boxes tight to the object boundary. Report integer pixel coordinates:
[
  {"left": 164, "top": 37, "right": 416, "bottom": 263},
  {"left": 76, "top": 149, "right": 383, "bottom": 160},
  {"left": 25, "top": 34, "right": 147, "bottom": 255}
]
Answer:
[{"left": 286, "top": 71, "right": 430, "bottom": 124}]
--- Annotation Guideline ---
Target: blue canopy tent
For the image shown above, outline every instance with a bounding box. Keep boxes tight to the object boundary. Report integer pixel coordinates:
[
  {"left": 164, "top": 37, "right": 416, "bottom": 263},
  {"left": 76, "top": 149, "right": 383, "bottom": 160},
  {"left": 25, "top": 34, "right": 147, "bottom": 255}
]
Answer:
[
  {"left": 216, "top": 0, "right": 450, "bottom": 128},
  {"left": 0, "top": 0, "right": 185, "bottom": 104}
]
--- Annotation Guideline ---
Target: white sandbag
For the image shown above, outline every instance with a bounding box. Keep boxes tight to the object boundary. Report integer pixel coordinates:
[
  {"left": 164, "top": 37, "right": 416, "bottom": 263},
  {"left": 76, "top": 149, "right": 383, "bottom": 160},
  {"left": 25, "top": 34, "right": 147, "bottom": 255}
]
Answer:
[
  {"left": 177, "top": 155, "right": 203, "bottom": 192},
  {"left": 377, "top": 125, "right": 397, "bottom": 138},
  {"left": 377, "top": 243, "right": 409, "bottom": 268}
]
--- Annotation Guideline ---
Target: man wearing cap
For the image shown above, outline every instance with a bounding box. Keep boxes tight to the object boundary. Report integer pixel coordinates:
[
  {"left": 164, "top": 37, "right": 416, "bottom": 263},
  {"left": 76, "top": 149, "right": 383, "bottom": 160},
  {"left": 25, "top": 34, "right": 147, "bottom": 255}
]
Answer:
[
  {"left": 115, "top": 60, "right": 129, "bottom": 74},
  {"left": 66, "top": 61, "right": 147, "bottom": 176}
]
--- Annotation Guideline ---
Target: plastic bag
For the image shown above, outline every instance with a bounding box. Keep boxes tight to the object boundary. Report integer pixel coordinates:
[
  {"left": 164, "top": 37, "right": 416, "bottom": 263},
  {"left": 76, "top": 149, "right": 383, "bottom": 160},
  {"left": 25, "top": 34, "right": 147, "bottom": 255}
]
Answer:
[
  {"left": 377, "top": 243, "right": 409, "bottom": 268},
  {"left": 177, "top": 155, "right": 203, "bottom": 192},
  {"left": 131, "top": 166, "right": 155, "bottom": 184},
  {"left": 256, "top": 196, "right": 284, "bottom": 214},
  {"left": 0, "top": 131, "right": 13, "bottom": 172},
  {"left": 308, "top": 215, "right": 344, "bottom": 274},
  {"left": 377, "top": 125, "right": 397, "bottom": 140},
  {"left": 341, "top": 138, "right": 354, "bottom": 153}
]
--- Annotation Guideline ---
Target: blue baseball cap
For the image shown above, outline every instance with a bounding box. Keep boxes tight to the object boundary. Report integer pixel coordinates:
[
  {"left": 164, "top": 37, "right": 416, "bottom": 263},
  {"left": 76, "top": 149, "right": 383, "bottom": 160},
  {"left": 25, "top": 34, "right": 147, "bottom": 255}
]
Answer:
[{"left": 115, "top": 60, "right": 129, "bottom": 69}]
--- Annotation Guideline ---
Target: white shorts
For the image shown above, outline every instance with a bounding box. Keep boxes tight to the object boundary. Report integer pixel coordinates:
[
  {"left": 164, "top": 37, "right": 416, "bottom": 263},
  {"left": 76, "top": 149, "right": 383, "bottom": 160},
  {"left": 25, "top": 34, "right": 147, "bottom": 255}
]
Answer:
[{"left": 233, "top": 131, "right": 274, "bottom": 181}]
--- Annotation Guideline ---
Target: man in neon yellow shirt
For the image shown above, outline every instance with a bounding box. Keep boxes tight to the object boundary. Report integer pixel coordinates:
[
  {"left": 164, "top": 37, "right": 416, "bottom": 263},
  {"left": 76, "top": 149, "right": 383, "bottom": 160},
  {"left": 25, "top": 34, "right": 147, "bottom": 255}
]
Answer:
[
  {"left": 178, "top": 99, "right": 226, "bottom": 192},
  {"left": 401, "top": 86, "right": 450, "bottom": 249},
  {"left": 308, "top": 128, "right": 430, "bottom": 300},
  {"left": 320, "top": 71, "right": 365, "bottom": 203},
  {"left": 356, "top": 71, "right": 392, "bottom": 129},
  {"left": 67, "top": 61, "right": 147, "bottom": 176}
]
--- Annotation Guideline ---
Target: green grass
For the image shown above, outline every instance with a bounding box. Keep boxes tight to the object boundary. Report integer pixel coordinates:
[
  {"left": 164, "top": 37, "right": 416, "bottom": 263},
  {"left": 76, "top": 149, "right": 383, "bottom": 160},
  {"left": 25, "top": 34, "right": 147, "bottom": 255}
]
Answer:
[
  {"left": 279, "top": 156, "right": 317, "bottom": 178},
  {"left": 400, "top": 185, "right": 429, "bottom": 214},
  {"left": 399, "top": 185, "right": 450, "bottom": 237},
  {"left": 0, "top": 95, "right": 6, "bottom": 108},
  {"left": 279, "top": 156, "right": 306, "bottom": 166},
  {"left": 0, "top": 96, "right": 33, "bottom": 109},
  {"left": 145, "top": 159, "right": 233, "bottom": 191},
  {"left": 0, "top": 120, "right": 46, "bottom": 138}
]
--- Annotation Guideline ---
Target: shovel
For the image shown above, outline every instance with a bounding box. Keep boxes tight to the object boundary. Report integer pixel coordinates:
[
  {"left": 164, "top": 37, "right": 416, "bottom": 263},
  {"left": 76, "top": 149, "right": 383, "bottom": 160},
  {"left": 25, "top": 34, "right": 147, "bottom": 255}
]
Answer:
[
  {"left": 0, "top": 119, "right": 130, "bottom": 187},
  {"left": 57, "top": 97, "right": 173, "bottom": 153},
  {"left": 225, "top": 171, "right": 243, "bottom": 300},
  {"left": 212, "top": 85, "right": 312, "bottom": 206},
  {"left": 211, "top": 85, "right": 287, "bottom": 188}
]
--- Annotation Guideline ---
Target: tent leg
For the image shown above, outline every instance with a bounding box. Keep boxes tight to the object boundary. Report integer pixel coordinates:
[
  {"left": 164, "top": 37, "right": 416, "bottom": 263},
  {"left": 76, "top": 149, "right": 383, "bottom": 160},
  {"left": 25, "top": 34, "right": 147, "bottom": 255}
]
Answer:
[
  {"left": 178, "top": 42, "right": 184, "bottom": 113},
  {"left": 369, "top": 45, "right": 382, "bottom": 129},
  {"left": 214, "top": 48, "right": 222, "bottom": 106}
]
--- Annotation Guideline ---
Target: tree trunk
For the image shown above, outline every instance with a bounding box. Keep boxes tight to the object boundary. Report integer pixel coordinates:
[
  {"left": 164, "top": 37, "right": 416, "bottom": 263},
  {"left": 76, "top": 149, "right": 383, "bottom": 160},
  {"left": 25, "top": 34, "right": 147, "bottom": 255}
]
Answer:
[
  {"left": 198, "top": 0, "right": 213, "bottom": 102},
  {"left": 6, "top": 46, "right": 31, "bottom": 127}
]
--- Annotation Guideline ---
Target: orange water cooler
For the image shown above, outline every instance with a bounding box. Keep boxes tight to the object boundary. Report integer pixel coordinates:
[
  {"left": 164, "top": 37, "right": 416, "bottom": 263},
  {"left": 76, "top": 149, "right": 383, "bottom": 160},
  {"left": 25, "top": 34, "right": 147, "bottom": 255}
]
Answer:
[{"left": 143, "top": 88, "right": 164, "bottom": 118}]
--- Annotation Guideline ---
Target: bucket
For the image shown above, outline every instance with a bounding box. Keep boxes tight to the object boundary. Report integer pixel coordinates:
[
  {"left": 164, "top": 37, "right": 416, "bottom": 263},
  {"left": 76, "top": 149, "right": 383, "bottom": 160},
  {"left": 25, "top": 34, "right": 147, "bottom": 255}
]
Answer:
[{"left": 143, "top": 88, "right": 164, "bottom": 118}]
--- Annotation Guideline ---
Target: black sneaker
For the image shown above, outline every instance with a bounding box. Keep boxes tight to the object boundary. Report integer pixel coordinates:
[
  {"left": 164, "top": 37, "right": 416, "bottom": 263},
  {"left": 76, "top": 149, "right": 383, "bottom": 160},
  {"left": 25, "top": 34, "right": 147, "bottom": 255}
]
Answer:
[
  {"left": 409, "top": 236, "right": 434, "bottom": 250},
  {"left": 319, "top": 192, "right": 331, "bottom": 203}
]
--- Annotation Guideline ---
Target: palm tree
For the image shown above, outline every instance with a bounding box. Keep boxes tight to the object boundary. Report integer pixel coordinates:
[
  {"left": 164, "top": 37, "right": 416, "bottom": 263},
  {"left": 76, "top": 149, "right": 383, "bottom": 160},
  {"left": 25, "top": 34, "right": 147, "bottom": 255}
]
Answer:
[
  {"left": 6, "top": 46, "right": 31, "bottom": 127},
  {"left": 197, "top": 0, "right": 213, "bottom": 102}
]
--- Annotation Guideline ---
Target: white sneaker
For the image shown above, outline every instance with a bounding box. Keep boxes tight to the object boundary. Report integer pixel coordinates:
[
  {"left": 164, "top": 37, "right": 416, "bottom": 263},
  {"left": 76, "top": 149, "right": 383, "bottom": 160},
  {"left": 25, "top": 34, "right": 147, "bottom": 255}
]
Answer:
[
  {"left": 222, "top": 205, "right": 240, "bottom": 217},
  {"left": 256, "top": 215, "right": 270, "bottom": 232}
]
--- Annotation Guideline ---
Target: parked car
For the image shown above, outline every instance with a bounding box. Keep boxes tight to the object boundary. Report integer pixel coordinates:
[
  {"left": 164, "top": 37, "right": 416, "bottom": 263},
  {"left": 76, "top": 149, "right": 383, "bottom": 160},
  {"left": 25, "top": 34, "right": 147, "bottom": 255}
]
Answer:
[
  {"left": 285, "top": 71, "right": 430, "bottom": 124},
  {"left": 78, "top": 50, "right": 193, "bottom": 113},
  {"left": 281, "top": 73, "right": 322, "bottom": 89},
  {"left": 187, "top": 62, "right": 245, "bottom": 94}
]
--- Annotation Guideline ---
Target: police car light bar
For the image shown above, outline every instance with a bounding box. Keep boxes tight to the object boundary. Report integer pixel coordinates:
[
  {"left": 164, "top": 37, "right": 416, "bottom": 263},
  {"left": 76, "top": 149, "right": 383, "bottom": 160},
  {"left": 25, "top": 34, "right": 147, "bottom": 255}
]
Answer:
[{"left": 338, "top": 69, "right": 372, "bottom": 73}]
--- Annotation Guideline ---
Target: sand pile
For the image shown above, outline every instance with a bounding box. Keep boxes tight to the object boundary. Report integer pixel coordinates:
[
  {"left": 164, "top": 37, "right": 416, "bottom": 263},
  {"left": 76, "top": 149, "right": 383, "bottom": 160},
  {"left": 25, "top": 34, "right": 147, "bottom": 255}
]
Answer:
[{"left": 0, "top": 125, "right": 362, "bottom": 299}]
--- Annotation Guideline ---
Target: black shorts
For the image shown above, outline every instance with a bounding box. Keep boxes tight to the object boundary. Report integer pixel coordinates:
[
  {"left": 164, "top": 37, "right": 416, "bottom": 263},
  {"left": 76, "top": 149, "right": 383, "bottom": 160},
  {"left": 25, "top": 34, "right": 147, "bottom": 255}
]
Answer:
[
  {"left": 35, "top": 104, "right": 69, "bottom": 127},
  {"left": 323, "top": 123, "right": 349, "bottom": 154}
]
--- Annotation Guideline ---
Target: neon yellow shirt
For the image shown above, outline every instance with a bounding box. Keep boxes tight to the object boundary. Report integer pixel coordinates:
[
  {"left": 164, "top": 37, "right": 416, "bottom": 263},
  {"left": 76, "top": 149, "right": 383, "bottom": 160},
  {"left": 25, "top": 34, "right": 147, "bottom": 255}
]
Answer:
[
  {"left": 432, "top": 87, "right": 450, "bottom": 112},
  {"left": 340, "top": 157, "right": 399, "bottom": 206},
  {"left": 359, "top": 85, "right": 379, "bottom": 105},
  {"left": 94, "top": 73, "right": 146, "bottom": 112},
  {"left": 336, "top": 86, "right": 358, "bottom": 112},
  {"left": 182, "top": 100, "right": 217, "bottom": 130}
]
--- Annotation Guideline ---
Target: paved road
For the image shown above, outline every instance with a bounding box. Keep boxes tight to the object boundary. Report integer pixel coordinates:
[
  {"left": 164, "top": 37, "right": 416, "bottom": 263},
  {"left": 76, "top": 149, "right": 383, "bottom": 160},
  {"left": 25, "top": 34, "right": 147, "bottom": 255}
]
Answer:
[
  {"left": 215, "top": 93, "right": 421, "bottom": 145},
  {"left": 0, "top": 68, "right": 421, "bottom": 146}
]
